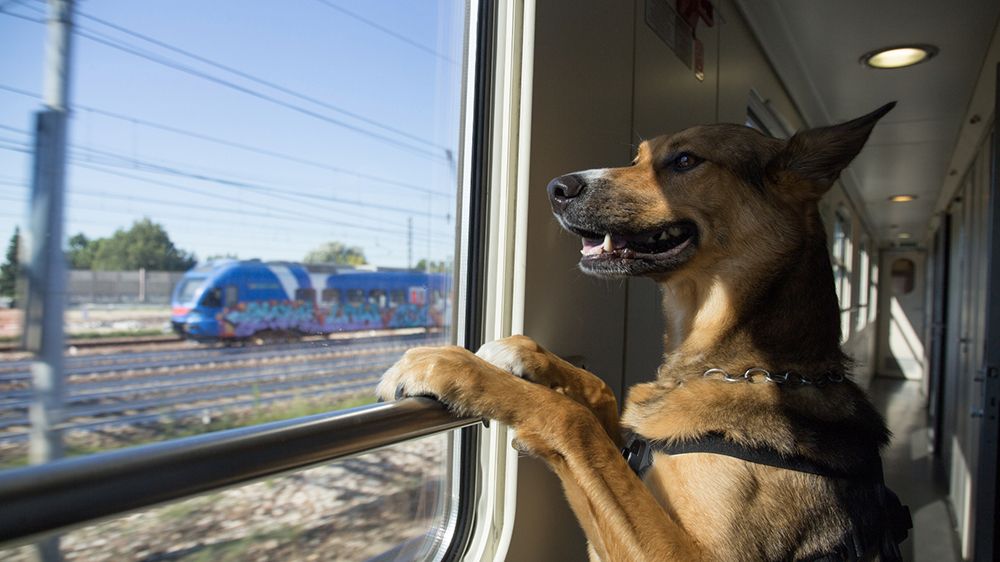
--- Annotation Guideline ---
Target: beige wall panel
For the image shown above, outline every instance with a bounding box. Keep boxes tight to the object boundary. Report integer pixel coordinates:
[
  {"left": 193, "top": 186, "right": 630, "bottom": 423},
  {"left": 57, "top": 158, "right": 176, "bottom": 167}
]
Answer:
[
  {"left": 624, "top": 0, "right": 720, "bottom": 389},
  {"left": 716, "top": 0, "right": 804, "bottom": 130},
  {"left": 876, "top": 250, "right": 927, "bottom": 380},
  {"left": 510, "top": 0, "right": 637, "bottom": 559}
]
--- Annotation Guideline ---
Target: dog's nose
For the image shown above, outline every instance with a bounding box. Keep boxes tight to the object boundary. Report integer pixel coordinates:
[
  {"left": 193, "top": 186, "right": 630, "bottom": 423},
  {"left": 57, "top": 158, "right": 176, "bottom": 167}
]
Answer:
[{"left": 547, "top": 174, "right": 586, "bottom": 211}]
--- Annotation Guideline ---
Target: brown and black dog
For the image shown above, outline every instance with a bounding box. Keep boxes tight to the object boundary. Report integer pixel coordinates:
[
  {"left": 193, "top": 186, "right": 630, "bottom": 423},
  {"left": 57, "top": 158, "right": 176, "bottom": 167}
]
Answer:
[{"left": 377, "top": 104, "right": 906, "bottom": 561}]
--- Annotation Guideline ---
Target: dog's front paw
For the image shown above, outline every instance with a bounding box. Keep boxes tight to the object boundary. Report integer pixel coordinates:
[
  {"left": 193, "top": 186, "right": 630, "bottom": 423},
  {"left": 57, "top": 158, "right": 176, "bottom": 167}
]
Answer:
[
  {"left": 376, "top": 345, "right": 529, "bottom": 423},
  {"left": 476, "top": 335, "right": 553, "bottom": 381},
  {"left": 376, "top": 345, "right": 472, "bottom": 403}
]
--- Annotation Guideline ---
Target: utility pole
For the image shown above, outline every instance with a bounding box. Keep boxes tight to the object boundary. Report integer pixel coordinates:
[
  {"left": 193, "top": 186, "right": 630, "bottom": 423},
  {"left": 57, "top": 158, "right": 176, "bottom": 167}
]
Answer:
[
  {"left": 23, "top": 1, "right": 74, "bottom": 561},
  {"left": 407, "top": 216, "right": 413, "bottom": 269}
]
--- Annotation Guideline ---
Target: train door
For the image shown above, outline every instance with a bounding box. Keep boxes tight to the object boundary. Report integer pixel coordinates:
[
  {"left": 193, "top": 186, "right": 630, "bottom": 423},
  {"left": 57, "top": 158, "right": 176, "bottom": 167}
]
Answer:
[
  {"left": 876, "top": 250, "right": 926, "bottom": 381},
  {"left": 928, "top": 215, "right": 949, "bottom": 456},
  {"left": 972, "top": 71, "right": 1000, "bottom": 560},
  {"left": 939, "top": 94, "right": 997, "bottom": 557}
]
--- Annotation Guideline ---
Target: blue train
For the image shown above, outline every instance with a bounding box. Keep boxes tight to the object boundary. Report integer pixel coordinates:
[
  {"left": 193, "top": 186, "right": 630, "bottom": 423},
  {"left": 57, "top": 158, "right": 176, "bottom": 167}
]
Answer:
[{"left": 170, "top": 260, "right": 450, "bottom": 341}]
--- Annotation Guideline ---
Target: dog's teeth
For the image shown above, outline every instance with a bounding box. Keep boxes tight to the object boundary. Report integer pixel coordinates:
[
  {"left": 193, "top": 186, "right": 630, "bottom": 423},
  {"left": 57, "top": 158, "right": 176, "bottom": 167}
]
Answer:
[
  {"left": 647, "top": 234, "right": 658, "bottom": 243},
  {"left": 668, "top": 226, "right": 683, "bottom": 238},
  {"left": 602, "top": 233, "right": 613, "bottom": 252},
  {"left": 658, "top": 231, "right": 669, "bottom": 241}
]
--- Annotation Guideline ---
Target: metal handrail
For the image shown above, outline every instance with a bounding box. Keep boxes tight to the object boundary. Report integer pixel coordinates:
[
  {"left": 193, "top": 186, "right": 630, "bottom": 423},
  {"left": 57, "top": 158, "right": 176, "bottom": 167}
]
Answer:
[{"left": 0, "top": 398, "right": 480, "bottom": 547}]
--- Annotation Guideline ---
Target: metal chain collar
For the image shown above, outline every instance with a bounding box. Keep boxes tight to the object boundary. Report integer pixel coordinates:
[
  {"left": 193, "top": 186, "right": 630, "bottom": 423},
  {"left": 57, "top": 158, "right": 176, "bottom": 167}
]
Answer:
[{"left": 701, "top": 367, "right": 847, "bottom": 386}]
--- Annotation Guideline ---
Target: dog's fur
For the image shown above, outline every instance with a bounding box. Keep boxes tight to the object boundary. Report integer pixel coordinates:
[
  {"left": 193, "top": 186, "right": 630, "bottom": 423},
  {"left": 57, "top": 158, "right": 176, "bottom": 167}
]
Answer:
[{"left": 377, "top": 104, "right": 896, "bottom": 561}]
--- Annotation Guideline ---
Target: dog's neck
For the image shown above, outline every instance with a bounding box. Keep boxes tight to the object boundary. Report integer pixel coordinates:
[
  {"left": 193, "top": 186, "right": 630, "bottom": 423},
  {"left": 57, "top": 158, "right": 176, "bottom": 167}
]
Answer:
[{"left": 657, "top": 232, "right": 845, "bottom": 378}]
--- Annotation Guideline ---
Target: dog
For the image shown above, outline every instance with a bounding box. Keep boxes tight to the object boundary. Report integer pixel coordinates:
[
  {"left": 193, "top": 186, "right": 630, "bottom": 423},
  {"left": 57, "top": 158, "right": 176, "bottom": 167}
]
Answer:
[{"left": 377, "top": 103, "right": 909, "bottom": 561}]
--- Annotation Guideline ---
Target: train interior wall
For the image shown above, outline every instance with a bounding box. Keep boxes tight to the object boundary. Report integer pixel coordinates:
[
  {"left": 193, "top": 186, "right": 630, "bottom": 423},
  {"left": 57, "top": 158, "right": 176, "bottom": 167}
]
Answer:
[{"left": 511, "top": 1, "right": 1000, "bottom": 560}]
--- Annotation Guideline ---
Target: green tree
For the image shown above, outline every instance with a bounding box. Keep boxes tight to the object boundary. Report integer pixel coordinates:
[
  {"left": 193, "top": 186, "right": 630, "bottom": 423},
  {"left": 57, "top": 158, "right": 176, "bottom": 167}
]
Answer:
[
  {"left": 303, "top": 242, "right": 367, "bottom": 266},
  {"left": 415, "top": 258, "right": 452, "bottom": 273},
  {"left": 66, "top": 233, "right": 96, "bottom": 269},
  {"left": 78, "top": 219, "right": 196, "bottom": 271},
  {"left": 0, "top": 227, "right": 20, "bottom": 305}
]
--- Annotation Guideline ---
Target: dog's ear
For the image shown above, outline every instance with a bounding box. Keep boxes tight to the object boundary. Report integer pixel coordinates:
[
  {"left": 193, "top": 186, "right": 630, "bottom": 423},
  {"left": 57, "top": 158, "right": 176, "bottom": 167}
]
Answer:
[{"left": 768, "top": 102, "right": 895, "bottom": 199}]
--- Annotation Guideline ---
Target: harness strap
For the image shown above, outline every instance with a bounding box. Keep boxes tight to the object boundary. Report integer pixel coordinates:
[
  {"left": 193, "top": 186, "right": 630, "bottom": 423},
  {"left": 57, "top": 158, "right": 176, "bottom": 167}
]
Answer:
[
  {"left": 647, "top": 432, "right": 865, "bottom": 480},
  {"left": 621, "top": 432, "right": 911, "bottom": 562}
]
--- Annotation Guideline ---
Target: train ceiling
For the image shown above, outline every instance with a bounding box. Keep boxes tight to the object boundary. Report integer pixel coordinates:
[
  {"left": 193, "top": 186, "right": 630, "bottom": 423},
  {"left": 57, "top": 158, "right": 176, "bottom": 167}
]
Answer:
[{"left": 735, "top": 0, "right": 1000, "bottom": 246}]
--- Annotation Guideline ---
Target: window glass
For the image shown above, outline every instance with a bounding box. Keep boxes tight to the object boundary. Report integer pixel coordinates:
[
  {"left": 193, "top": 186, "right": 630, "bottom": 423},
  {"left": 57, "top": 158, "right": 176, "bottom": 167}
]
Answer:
[
  {"left": 321, "top": 288, "right": 340, "bottom": 304},
  {"left": 224, "top": 285, "right": 240, "bottom": 307},
  {"left": 368, "top": 289, "right": 387, "bottom": 307},
  {"left": 346, "top": 288, "right": 365, "bottom": 306},
  {"left": 0, "top": 0, "right": 467, "bottom": 487},
  {"left": 856, "top": 241, "right": 870, "bottom": 332},
  {"left": 869, "top": 263, "right": 880, "bottom": 324},
  {"left": 0, "top": 432, "right": 459, "bottom": 562},
  {"left": 200, "top": 288, "right": 222, "bottom": 308},
  {"left": 390, "top": 289, "right": 406, "bottom": 305},
  {"left": 832, "top": 209, "right": 853, "bottom": 341},
  {"left": 175, "top": 277, "right": 206, "bottom": 305}
]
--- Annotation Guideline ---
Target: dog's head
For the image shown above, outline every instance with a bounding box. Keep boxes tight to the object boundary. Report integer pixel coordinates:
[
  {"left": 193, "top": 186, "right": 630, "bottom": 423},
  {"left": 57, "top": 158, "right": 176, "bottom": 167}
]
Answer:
[{"left": 548, "top": 103, "right": 895, "bottom": 280}]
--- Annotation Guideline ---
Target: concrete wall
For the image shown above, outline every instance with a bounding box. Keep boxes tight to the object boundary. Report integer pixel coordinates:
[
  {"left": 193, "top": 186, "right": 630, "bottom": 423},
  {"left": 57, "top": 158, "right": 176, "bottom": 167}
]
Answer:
[{"left": 67, "top": 270, "right": 185, "bottom": 305}]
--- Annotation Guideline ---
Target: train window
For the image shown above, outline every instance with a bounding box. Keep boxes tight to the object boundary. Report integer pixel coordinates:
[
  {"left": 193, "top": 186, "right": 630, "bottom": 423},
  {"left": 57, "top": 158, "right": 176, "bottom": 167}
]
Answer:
[
  {"left": 390, "top": 289, "right": 407, "bottom": 305},
  {"left": 869, "top": 262, "right": 880, "bottom": 325},
  {"left": 832, "top": 208, "right": 853, "bottom": 340},
  {"left": 295, "top": 287, "right": 316, "bottom": 303},
  {"left": 857, "top": 241, "right": 870, "bottom": 331},
  {"left": 175, "top": 277, "right": 206, "bottom": 305},
  {"left": 891, "top": 258, "right": 916, "bottom": 295},
  {"left": 3, "top": 431, "right": 460, "bottom": 561},
  {"left": 224, "top": 285, "right": 239, "bottom": 307},
  {"left": 346, "top": 289, "right": 365, "bottom": 306},
  {"left": 0, "top": 0, "right": 508, "bottom": 559},
  {"left": 321, "top": 288, "right": 340, "bottom": 304},
  {"left": 410, "top": 287, "right": 427, "bottom": 306},
  {"left": 200, "top": 288, "right": 222, "bottom": 308},
  {"left": 368, "top": 289, "right": 388, "bottom": 308}
]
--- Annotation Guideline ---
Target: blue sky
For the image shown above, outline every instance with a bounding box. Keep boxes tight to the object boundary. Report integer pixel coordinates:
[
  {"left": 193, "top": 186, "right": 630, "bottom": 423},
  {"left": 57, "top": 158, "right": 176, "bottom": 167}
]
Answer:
[{"left": 0, "top": 0, "right": 465, "bottom": 267}]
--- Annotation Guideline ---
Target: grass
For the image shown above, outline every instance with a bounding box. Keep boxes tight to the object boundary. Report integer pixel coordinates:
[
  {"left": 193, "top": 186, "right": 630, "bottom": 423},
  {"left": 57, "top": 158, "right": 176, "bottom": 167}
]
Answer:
[
  {"left": 0, "top": 393, "right": 378, "bottom": 469},
  {"left": 0, "top": 328, "right": 169, "bottom": 344}
]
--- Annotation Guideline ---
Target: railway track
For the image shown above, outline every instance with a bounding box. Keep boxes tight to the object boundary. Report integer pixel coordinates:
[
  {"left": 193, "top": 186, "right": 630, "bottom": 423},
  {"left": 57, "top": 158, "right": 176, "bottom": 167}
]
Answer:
[{"left": 0, "top": 332, "right": 446, "bottom": 444}]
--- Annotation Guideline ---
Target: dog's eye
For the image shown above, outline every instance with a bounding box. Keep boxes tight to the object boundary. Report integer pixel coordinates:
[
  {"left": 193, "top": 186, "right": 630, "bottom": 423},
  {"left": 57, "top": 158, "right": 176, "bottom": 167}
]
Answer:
[{"left": 671, "top": 153, "right": 703, "bottom": 172}]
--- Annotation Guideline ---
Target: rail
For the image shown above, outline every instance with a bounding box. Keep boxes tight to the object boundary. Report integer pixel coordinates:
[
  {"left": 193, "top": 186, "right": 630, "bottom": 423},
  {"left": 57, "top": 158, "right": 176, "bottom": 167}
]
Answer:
[{"left": 0, "top": 397, "right": 481, "bottom": 547}]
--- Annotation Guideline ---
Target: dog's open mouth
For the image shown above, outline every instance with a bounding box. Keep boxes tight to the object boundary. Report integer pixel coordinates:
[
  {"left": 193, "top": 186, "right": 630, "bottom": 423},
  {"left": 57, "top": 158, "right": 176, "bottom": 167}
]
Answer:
[{"left": 569, "top": 220, "right": 699, "bottom": 277}]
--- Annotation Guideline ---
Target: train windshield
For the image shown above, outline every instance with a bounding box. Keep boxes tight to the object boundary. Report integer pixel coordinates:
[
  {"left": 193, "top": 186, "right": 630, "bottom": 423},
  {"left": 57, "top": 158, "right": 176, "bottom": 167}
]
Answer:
[{"left": 175, "top": 277, "right": 207, "bottom": 305}]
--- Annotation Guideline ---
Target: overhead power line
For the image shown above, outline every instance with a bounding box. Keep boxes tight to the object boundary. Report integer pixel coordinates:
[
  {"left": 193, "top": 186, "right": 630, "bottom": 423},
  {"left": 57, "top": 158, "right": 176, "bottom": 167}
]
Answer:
[
  {"left": 0, "top": 122, "right": 454, "bottom": 225},
  {"left": 0, "top": 83, "right": 454, "bottom": 198},
  {"left": 0, "top": 140, "right": 455, "bottom": 244},
  {"left": 72, "top": 7, "right": 452, "bottom": 152},
  {"left": 0, "top": 181, "right": 452, "bottom": 246},
  {"left": 0, "top": 7, "right": 453, "bottom": 162},
  {"left": 311, "top": 0, "right": 459, "bottom": 64}
]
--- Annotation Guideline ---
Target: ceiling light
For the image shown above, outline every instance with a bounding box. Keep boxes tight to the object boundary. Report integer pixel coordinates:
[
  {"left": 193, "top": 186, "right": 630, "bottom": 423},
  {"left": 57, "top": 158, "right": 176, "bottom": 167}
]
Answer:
[
  {"left": 889, "top": 194, "right": 917, "bottom": 202},
  {"left": 898, "top": 232, "right": 912, "bottom": 239},
  {"left": 861, "top": 45, "right": 937, "bottom": 69}
]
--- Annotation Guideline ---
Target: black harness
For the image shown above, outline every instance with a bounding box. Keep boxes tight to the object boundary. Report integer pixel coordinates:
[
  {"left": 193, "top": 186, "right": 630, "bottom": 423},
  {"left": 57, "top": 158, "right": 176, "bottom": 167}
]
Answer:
[{"left": 622, "top": 432, "right": 912, "bottom": 562}]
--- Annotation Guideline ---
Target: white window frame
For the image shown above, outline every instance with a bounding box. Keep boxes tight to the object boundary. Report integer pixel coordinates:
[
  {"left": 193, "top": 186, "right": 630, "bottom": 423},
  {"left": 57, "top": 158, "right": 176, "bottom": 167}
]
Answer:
[
  {"left": 856, "top": 238, "right": 870, "bottom": 332},
  {"left": 458, "top": 0, "right": 535, "bottom": 560},
  {"left": 832, "top": 208, "right": 853, "bottom": 341}
]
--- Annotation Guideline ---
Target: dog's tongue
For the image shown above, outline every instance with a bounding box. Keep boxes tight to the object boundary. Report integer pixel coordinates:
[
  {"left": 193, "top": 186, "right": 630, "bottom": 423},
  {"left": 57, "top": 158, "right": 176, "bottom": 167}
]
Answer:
[{"left": 581, "top": 234, "right": 627, "bottom": 256}]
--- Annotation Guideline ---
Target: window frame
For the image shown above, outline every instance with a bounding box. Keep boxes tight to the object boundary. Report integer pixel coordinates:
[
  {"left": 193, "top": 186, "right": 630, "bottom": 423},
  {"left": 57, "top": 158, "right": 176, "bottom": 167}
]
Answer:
[
  {"left": 0, "top": 0, "right": 539, "bottom": 560},
  {"left": 832, "top": 207, "right": 853, "bottom": 340},
  {"left": 856, "top": 238, "right": 870, "bottom": 332}
]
